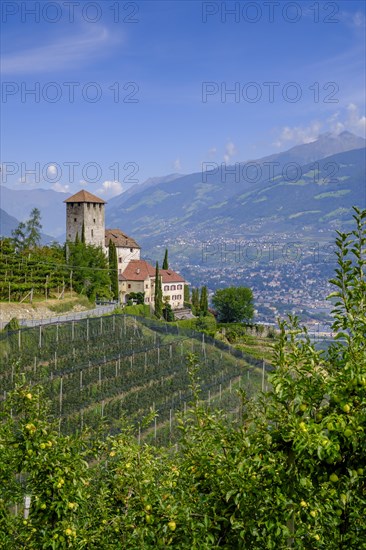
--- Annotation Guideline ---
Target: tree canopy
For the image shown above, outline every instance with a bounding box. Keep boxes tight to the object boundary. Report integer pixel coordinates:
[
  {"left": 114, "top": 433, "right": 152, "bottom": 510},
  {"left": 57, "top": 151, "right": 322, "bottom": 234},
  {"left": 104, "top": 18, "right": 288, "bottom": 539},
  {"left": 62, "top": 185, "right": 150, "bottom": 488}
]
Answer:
[
  {"left": 12, "top": 208, "right": 42, "bottom": 251},
  {"left": 212, "top": 286, "right": 254, "bottom": 323},
  {"left": 68, "top": 240, "right": 111, "bottom": 301}
]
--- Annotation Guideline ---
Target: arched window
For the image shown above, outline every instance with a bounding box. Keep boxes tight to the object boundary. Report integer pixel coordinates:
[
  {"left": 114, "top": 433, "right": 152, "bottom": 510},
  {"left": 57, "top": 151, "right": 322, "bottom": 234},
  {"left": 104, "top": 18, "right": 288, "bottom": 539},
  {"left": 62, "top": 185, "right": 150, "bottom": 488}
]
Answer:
[
  {"left": 171, "top": 285, "right": 176, "bottom": 291},
  {"left": 177, "top": 284, "right": 182, "bottom": 290},
  {"left": 164, "top": 286, "right": 169, "bottom": 291}
]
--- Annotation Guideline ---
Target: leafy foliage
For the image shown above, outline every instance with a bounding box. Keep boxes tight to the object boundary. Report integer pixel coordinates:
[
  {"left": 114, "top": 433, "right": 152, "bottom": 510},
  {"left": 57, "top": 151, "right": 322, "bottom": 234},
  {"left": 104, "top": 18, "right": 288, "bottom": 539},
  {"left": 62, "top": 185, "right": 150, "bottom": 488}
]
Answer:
[
  {"left": 162, "top": 301, "right": 175, "bottom": 322},
  {"left": 212, "top": 286, "right": 254, "bottom": 323},
  {"left": 0, "top": 239, "right": 70, "bottom": 301},
  {"left": 108, "top": 241, "right": 119, "bottom": 300},
  {"left": 0, "top": 208, "right": 365, "bottom": 549},
  {"left": 11, "top": 208, "right": 42, "bottom": 251},
  {"left": 68, "top": 241, "right": 111, "bottom": 301},
  {"left": 162, "top": 249, "right": 169, "bottom": 270},
  {"left": 199, "top": 286, "right": 208, "bottom": 316},
  {"left": 154, "top": 262, "right": 163, "bottom": 318}
]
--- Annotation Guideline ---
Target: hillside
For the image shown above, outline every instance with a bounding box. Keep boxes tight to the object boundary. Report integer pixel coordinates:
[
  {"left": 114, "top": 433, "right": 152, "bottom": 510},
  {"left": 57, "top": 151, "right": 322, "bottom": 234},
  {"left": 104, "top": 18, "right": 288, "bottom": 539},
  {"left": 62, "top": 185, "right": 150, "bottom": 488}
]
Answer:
[
  {"left": 0, "top": 314, "right": 268, "bottom": 441},
  {"left": 106, "top": 132, "right": 366, "bottom": 244},
  {"left": 196, "top": 147, "right": 366, "bottom": 234},
  {"left": 0, "top": 186, "right": 69, "bottom": 238},
  {"left": 0, "top": 208, "right": 20, "bottom": 236}
]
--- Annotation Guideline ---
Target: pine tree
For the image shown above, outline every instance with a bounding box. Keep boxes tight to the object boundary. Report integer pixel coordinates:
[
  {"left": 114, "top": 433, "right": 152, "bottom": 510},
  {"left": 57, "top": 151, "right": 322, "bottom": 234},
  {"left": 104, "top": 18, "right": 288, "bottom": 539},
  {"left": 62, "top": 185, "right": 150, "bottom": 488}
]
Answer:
[
  {"left": 108, "top": 240, "right": 119, "bottom": 300},
  {"left": 154, "top": 261, "right": 163, "bottom": 318},
  {"left": 162, "top": 249, "right": 169, "bottom": 270},
  {"left": 11, "top": 222, "right": 27, "bottom": 252},
  {"left": 200, "top": 286, "right": 208, "bottom": 316},
  {"left": 25, "top": 208, "right": 42, "bottom": 248},
  {"left": 11, "top": 208, "right": 42, "bottom": 251}
]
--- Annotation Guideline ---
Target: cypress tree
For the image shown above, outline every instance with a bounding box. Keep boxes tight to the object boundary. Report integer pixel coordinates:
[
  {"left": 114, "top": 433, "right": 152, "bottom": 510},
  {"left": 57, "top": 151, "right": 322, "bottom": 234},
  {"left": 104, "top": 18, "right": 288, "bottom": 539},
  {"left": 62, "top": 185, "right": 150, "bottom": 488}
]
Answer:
[
  {"left": 154, "top": 261, "right": 163, "bottom": 318},
  {"left": 162, "top": 249, "right": 169, "bottom": 270},
  {"left": 81, "top": 221, "right": 86, "bottom": 244},
  {"left": 108, "top": 240, "right": 119, "bottom": 300},
  {"left": 200, "top": 286, "right": 208, "bottom": 316},
  {"left": 184, "top": 284, "right": 190, "bottom": 305},
  {"left": 192, "top": 288, "right": 200, "bottom": 315},
  {"left": 163, "top": 302, "right": 175, "bottom": 322}
]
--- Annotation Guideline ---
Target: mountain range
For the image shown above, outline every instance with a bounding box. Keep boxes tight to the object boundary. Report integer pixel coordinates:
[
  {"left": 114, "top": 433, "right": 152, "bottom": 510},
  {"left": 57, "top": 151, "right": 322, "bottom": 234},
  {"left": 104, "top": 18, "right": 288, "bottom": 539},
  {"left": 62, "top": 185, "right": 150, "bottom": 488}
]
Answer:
[
  {"left": 1, "top": 132, "right": 365, "bottom": 255},
  {"left": 106, "top": 131, "right": 365, "bottom": 245}
]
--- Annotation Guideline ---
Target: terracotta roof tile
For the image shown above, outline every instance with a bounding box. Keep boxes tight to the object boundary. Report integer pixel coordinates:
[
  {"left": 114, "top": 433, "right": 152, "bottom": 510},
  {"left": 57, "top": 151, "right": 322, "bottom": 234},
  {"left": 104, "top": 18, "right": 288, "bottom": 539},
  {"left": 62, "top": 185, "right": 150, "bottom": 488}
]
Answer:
[
  {"left": 105, "top": 228, "right": 140, "bottom": 249},
  {"left": 119, "top": 260, "right": 186, "bottom": 284},
  {"left": 64, "top": 189, "right": 106, "bottom": 204},
  {"left": 161, "top": 269, "right": 186, "bottom": 283},
  {"left": 119, "top": 260, "right": 155, "bottom": 281}
]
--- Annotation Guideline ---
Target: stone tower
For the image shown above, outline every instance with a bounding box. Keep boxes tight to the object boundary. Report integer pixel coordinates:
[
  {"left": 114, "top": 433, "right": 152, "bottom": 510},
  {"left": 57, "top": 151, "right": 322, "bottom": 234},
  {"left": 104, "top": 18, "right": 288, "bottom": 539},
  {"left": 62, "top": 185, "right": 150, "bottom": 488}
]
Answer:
[{"left": 64, "top": 189, "right": 106, "bottom": 248}]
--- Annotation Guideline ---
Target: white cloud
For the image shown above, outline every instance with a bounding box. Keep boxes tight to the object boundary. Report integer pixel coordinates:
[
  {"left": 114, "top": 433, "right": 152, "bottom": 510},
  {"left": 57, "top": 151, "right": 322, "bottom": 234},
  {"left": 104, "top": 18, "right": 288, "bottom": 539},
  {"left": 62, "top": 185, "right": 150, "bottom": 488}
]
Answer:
[
  {"left": 326, "top": 104, "right": 366, "bottom": 136},
  {"left": 223, "top": 141, "right": 237, "bottom": 163},
  {"left": 1, "top": 24, "right": 118, "bottom": 74},
  {"left": 273, "top": 104, "right": 365, "bottom": 150},
  {"left": 173, "top": 158, "right": 182, "bottom": 171},
  {"left": 344, "top": 103, "right": 366, "bottom": 133},
  {"left": 96, "top": 180, "right": 123, "bottom": 197},
  {"left": 47, "top": 164, "right": 57, "bottom": 175},
  {"left": 340, "top": 10, "right": 366, "bottom": 29},
  {"left": 273, "top": 121, "right": 322, "bottom": 148},
  {"left": 52, "top": 182, "right": 70, "bottom": 192}
]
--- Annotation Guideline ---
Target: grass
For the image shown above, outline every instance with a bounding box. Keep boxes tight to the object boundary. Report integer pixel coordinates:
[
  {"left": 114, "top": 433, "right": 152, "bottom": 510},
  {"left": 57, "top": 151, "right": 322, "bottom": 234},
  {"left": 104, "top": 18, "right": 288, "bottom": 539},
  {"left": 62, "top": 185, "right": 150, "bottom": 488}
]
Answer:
[
  {"left": 233, "top": 334, "right": 276, "bottom": 364},
  {"left": 48, "top": 295, "right": 93, "bottom": 313},
  {"left": 122, "top": 304, "right": 152, "bottom": 317}
]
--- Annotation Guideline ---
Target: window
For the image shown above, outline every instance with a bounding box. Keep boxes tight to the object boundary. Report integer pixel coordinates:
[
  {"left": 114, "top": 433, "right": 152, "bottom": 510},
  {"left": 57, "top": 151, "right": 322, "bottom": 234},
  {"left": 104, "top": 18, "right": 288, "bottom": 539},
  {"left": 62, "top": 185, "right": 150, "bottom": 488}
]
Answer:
[
  {"left": 128, "top": 284, "right": 131, "bottom": 289},
  {"left": 91, "top": 229, "right": 94, "bottom": 237},
  {"left": 130, "top": 248, "right": 133, "bottom": 252},
  {"left": 164, "top": 285, "right": 169, "bottom": 291},
  {"left": 178, "top": 295, "right": 182, "bottom": 300},
  {"left": 171, "top": 285, "right": 176, "bottom": 291},
  {"left": 74, "top": 218, "right": 77, "bottom": 222},
  {"left": 93, "top": 218, "right": 96, "bottom": 223},
  {"left": 145, "top": 284, "right": 149, "bottom": 289},
  {"left": 119, "top": 258, "right": 122, "bottom": 263},
  {"left": 177, "top": 284, "right": 182, "bottom": 290}
]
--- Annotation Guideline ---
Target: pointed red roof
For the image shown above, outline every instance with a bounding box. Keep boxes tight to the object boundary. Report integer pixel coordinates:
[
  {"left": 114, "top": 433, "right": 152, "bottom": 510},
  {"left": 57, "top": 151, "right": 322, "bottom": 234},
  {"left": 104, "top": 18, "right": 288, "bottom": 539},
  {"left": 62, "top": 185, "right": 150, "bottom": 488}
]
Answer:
[{"left": 64, "top": 189, "right": 106, "bottom": 204}]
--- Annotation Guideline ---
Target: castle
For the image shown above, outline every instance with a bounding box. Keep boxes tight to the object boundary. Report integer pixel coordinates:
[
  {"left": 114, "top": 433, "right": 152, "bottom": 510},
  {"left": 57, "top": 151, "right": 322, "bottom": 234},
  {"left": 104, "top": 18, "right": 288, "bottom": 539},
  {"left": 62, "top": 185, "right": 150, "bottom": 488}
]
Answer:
[{"left": 65, "top": 190, "right": 186, "bottom": 308}]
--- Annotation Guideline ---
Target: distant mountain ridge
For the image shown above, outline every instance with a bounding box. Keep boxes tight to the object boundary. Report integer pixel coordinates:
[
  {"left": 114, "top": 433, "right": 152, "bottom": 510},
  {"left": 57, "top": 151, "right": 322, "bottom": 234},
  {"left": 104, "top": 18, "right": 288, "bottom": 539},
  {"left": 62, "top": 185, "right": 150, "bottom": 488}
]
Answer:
[
  {"left": 0, "top": 187, "right": 69, "bottom": 238},
  {"left": 0, "top": 207, "right": 57, "bottom": 244},
  {"left": 105, "top": 132, "right": 366, "bottom": 244},
  {"left": 0, "top": 132, "right": 364, "bottom": 245},
  {"left": 0, "top": 208, "right": 20, "bottom": 236}
]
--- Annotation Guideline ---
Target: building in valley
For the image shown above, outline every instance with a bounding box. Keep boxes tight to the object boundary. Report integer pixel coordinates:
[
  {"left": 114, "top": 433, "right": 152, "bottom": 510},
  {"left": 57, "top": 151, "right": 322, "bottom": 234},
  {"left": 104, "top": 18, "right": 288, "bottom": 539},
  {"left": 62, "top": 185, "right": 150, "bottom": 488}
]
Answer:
[{"left": 65, "top": 190, "right": 187, "bottom": 308}]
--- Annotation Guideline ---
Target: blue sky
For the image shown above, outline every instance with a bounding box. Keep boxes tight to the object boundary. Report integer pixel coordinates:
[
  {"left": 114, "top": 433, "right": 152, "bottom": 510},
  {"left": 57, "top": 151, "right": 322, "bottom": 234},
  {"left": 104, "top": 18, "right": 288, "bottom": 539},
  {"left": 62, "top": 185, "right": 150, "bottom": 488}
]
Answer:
[{"left": 1, "top": 0, "right": 365, "bottom": 198}]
